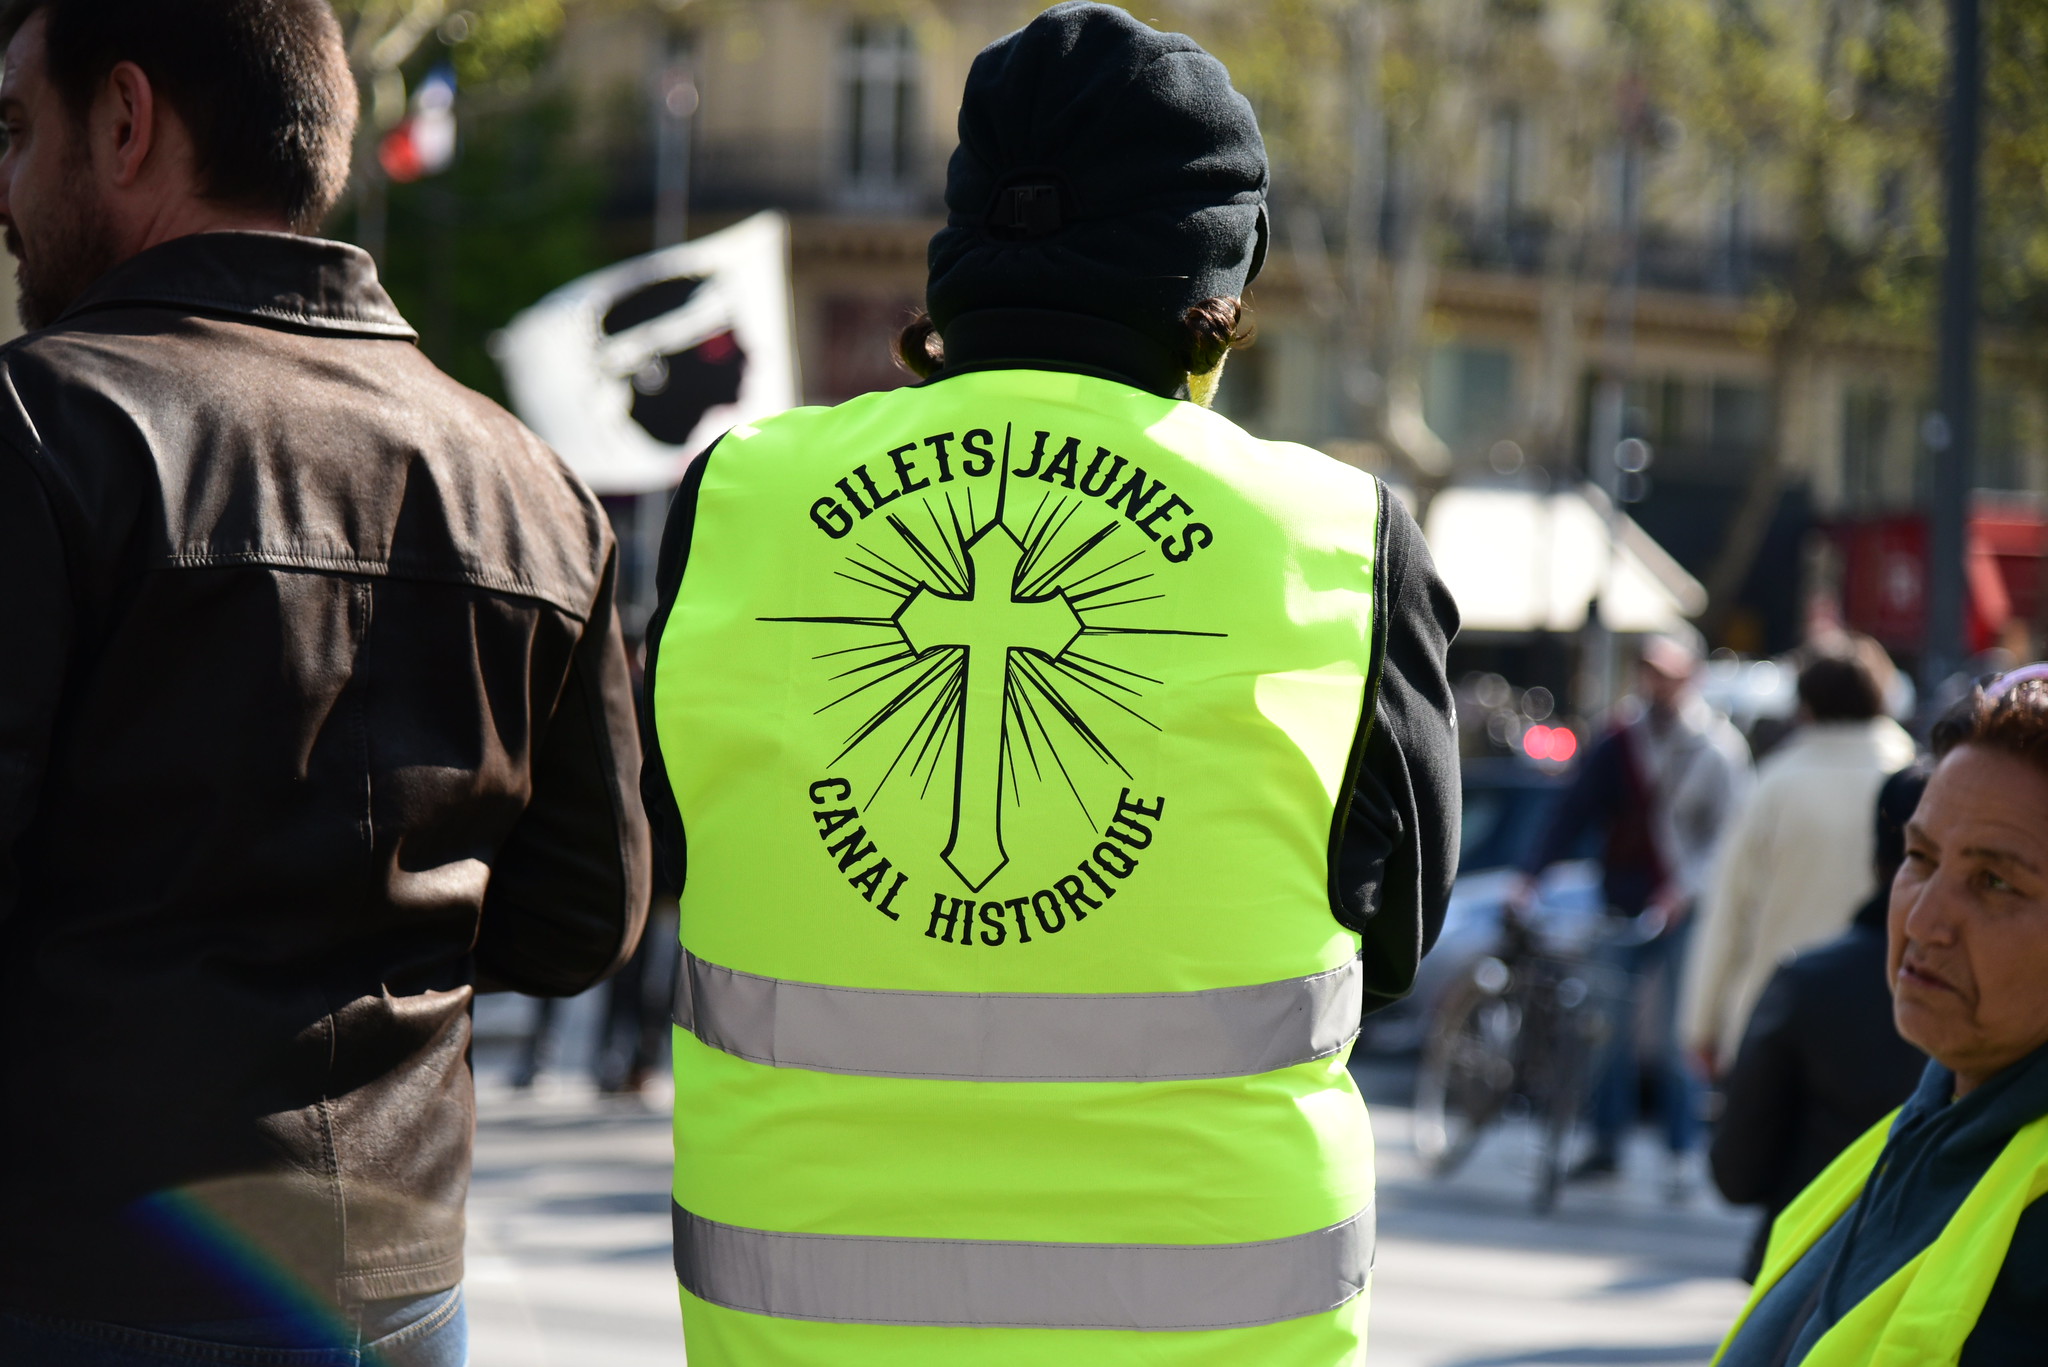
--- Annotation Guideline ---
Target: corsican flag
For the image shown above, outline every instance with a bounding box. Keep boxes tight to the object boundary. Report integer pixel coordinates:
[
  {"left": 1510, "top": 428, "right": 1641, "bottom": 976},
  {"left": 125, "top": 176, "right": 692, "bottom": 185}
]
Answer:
[{"left": 492, "top": 212, "right": 800, "bottom": 495}]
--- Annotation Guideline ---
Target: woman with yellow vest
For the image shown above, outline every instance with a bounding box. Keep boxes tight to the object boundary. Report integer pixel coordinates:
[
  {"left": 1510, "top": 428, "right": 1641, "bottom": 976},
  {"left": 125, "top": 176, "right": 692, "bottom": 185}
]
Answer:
[
  {"left": 639, "top": 5, "right": 1460, "bottom": 1363},
  {"left": 1711, "top": 667, "right": 2048, "bottom": 1365}
]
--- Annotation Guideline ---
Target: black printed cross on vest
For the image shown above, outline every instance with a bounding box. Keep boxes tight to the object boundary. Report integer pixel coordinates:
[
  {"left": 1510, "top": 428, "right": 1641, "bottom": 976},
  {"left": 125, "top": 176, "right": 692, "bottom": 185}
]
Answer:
[{"left": 764, "top": 423, "right": 1220, "bottom": 894}]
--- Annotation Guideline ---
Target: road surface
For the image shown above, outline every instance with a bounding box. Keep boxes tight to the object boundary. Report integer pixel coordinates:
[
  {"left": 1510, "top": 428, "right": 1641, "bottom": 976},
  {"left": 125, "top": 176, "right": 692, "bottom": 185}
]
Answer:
[{"left": 466, "top": 1008, "right": 1753, "bottom": 1366}]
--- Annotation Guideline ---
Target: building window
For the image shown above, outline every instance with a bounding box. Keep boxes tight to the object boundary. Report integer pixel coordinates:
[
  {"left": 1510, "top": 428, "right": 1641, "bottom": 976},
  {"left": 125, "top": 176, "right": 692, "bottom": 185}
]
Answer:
[
  {"left": 1483, "top": 109, "right": 1520, "bottom": 224},
  {"left": 1841, "top": 386, "right": 1892, "bottom": 512},
  {"left": 1707, "top": 163, "right": 1754, "bottom": 293},
  {"left": 1424, "top": 343, "right": 1517, "bottom": 462},
  {"left": 1979, "top": 392, "right": 2029, "bottom": 493},
  {"left": 1598, "top": 139, "right": 1644, "bottom": 234},
  {"left": 1877, "top": 169, "right": 1910, "bottom": 242},
  {"left": 1482, "top": 108, "right": 1540, "bottom": 227},
  {"left": 817, "top": 295, "right": 919, "bottom": 404},
  {"left": 840, "top": 22, "right": 918, "bottom": 205},
  {"left": 1708, "top": 380, "right": 1769, "bottom": 453}
]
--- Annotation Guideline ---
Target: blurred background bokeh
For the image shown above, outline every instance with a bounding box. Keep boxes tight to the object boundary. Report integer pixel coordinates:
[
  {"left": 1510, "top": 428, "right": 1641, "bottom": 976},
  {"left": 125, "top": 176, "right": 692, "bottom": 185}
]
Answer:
[{"left": 328, "top": 0, "right": 2048, "bottom": 732}]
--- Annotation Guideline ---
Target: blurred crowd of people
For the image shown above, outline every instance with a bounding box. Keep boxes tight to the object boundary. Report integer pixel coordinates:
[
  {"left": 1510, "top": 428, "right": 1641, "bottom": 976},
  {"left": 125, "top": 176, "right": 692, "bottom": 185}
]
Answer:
[{"left": 1504, "top": 628, "right": 1950, "bottom": 1277}]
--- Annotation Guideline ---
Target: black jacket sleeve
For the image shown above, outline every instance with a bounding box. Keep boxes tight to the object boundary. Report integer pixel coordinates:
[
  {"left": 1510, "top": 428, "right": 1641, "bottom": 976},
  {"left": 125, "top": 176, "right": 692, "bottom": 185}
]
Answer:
[
  {"left": 1333, "top": 483, "right": 1461, "bottom": 1014},
  {"left": 476, "top": 532, "right": 652, "bottom": 996},
  {"left": 1709, "top": 964, "right": 1805, "bottom": 1207},
  {"left": 639, "top": 446, "right": 715, "bottom": 897},
  {"left": 0, "top": 447, "right": 69, "bottom": 930}
]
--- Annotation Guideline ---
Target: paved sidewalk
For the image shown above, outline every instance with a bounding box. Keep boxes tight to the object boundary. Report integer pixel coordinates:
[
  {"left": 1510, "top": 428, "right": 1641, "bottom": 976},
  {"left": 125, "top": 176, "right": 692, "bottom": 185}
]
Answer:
[
  {"left": 466, "top": 1073, "right": 683, "bottom": 1367},
  {"left": 465, "top": 1020, "right": 1754, "bottom": 1366},
  {"left": 1362, "top": 1075, "right": 1753, "bottom": 1366}
]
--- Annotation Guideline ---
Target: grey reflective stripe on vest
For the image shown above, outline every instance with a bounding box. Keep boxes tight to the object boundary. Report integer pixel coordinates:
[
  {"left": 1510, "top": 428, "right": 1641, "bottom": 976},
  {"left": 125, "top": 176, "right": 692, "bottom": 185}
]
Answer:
[
  {"left": 673, "top": 1201, "right": 1373, "bottom": 1331},
  {"left": 671, "top": 950, "right": 1362, "bottom": 1082}
]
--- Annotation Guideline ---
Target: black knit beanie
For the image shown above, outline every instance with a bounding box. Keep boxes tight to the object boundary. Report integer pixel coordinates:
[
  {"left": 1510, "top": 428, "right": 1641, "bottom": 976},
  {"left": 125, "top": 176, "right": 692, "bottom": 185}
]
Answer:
[{"left": 926, "top": 2, "right": 1269, "bottom": 363}]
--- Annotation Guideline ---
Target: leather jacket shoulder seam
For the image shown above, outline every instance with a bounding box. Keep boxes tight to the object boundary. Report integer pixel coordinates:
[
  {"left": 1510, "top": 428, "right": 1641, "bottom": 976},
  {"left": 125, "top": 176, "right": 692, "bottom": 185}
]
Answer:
[
  {"left": 58, "top": 294, "right": 417, "bottom": 339},
  {"left": 162, "top": 549, "right": 594, "bottom": 621}
]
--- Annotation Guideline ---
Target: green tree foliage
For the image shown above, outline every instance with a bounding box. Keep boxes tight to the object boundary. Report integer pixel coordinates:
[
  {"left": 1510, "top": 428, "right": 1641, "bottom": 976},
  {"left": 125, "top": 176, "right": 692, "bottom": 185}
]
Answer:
[
  {"left": 1151, "top": 0, "right": 1631, "bottom": 485},
  {"left": 355, "top": 96, "right": 609, "bottom": 401},
  {"left": 1158, "top": 0, "right": 2048, "bottom": 624},
  {"left": 1617, "top": 0, "right": 2048, "bottom": 622},
  {"left": 326, "top": 1, "right": 616, "bottom": 398},
  {"left": 331, "top": 1, "right": 579, "bottom": 93},
  {"left": 1613, "top": 0, "right": 2048, "bottom": 360},
  {"left": 1983, "top": 0, "right": 2048, "bottom": 335},
  {"left": 442, "top": 1, "right": 572, "bottom": 89}
]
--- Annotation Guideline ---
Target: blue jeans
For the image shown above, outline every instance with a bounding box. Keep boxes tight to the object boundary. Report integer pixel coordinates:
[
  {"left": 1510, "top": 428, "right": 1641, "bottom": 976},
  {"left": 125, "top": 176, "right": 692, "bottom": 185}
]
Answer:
[
  {"left": 1590, "top": 915, "right": 1700, "bottom": 1158},
  {"left": 0, "top": 1287, "right": 465, "bottom": 1366}
]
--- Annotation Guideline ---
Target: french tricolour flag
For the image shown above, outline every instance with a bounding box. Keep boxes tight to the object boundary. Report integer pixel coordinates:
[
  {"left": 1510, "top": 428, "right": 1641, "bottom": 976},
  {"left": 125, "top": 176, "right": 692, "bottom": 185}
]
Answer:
[{"left": 379, "top": 66, "right": 456, "bottom": 184}]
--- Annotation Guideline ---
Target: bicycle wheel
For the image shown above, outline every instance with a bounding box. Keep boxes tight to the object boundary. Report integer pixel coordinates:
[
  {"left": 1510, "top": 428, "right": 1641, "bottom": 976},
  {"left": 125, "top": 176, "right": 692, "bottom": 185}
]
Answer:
[
  {"left": 1528, "top": 964, "right": 1614, "bottom": 1214},
  {"left": 1413, "top": 963, "right": 1520, "bottom": 1178},
  {"left": 1524, "top": 966, "right": 1577, "bottom": 1213}
]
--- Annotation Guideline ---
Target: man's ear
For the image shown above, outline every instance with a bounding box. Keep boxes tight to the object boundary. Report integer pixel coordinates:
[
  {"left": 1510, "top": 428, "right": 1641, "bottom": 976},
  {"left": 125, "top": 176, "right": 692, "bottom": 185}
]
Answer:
[{"left": 94, "top": 61, "right": 156, "bottom": 189}]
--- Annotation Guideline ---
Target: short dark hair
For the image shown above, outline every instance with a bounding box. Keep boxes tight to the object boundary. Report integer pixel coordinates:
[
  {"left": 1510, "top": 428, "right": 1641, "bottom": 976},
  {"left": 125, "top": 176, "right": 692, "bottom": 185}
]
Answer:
[
  {"left": 0, "top": 0, "right": 358, "bottom": 231},
  {"left": 1797, "top": 651, "right": 1885, "bottom": 722},
  {"left": 1932, "top": 674, "right": 2048, "bottom": 777},
  {"left": 1873, "top": 762, "right": 1929, "bottom": 876}
]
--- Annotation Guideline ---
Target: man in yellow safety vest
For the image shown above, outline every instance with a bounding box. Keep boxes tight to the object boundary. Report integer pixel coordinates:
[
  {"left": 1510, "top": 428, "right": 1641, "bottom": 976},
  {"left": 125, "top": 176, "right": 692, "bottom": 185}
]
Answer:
[{"left": 641, "top": 6, "right": 1461, "bottom": 1362}]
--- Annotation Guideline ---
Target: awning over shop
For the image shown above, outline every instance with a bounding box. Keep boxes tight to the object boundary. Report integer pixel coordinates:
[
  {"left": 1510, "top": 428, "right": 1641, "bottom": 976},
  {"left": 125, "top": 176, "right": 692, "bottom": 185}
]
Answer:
[
  {"left": 1421, "top": 484, "right": 1708, "bottom": 634},
  {"left": 1830, "top": 501, "right": 2047, "bottom": 657}
]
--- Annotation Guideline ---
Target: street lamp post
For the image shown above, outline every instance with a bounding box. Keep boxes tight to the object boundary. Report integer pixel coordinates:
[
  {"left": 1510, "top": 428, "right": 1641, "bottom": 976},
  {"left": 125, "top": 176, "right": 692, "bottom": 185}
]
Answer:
[
  {"left": 627, "top": 59, "right": 702, "bottom": 637},
  {"left": 1580, "top": 91, "right": 1646, "bottom": 717},
  {"left": 1926, "top": 0, "right": 1980, "bottom": 691},
  {"left": 653, "top": 62, "right": 698, "bottom": 251}
]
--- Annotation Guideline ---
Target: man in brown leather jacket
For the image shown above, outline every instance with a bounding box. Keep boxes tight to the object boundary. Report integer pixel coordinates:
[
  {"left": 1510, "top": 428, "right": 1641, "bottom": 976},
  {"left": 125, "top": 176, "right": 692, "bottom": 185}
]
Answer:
[{"left": 0, "top": 2, "right": 650, "bottom": 1361}]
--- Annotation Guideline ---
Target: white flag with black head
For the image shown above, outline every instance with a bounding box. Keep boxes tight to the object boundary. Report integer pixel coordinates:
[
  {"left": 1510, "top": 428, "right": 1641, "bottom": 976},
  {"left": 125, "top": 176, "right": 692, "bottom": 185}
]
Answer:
[{"left": 492, "top": 211, "right": 799, "bottom": 495}]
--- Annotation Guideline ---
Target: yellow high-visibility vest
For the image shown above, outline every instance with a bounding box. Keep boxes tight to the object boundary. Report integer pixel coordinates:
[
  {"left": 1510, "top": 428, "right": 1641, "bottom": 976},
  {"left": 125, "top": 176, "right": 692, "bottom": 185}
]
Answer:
[
  {"left": 652, "top": 366, "right": 1384, "bottom": 1365},
  {"left": 1714, "top": 1106, "right": 2048, "bottom": 1366}
]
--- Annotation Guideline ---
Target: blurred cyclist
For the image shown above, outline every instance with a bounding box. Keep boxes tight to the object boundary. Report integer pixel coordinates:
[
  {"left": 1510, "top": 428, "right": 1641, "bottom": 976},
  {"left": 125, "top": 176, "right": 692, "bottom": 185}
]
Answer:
[{"left": 1513, "top": 633, "right": 1751, "bottom": 1192}]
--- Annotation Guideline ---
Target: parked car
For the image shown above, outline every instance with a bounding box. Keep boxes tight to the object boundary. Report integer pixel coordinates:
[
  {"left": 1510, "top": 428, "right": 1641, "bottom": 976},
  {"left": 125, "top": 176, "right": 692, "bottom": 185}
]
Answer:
[{"left": 1358, "top": 758, "right": 1603, "bottom": 1053}]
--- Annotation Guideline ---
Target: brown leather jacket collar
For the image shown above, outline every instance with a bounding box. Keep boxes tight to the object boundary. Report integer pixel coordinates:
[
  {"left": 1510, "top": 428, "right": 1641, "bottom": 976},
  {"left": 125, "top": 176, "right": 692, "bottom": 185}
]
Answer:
[{"left": 56, "top": 230, "right": 419, "bottom": 340}]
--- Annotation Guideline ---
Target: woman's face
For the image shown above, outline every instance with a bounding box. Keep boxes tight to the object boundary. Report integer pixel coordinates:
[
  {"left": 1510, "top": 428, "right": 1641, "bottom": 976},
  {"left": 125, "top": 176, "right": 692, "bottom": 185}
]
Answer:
[{"left": 1890, "top": 744, "right": 2048, "bottom": 1094}]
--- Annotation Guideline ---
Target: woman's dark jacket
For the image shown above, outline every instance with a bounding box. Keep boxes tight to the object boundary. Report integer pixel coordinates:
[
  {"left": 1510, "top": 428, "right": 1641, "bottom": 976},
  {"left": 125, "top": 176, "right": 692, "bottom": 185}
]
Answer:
[
  {"left": 0, "top": 234, "right": 651, "bottom": 1321},
  {"left": 1710, "top": 893, "right": 1927, "bottom": 1279}
]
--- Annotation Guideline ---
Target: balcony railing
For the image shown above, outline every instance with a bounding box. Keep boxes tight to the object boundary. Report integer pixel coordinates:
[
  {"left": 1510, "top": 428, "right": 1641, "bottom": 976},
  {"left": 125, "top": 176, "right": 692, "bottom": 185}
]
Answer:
[
  {"left": 1439, "top": 209, "right": 1796, "bottom": 297},
  {"left": 609, "top": 133, "right": 945, "bottom": 220}
]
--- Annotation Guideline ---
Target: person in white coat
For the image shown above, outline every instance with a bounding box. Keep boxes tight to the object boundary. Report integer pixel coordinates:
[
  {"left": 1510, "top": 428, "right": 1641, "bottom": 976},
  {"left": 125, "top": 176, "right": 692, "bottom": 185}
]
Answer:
[{"left": 1681, "top": 646, "right": 1918, "bottom": 1076}]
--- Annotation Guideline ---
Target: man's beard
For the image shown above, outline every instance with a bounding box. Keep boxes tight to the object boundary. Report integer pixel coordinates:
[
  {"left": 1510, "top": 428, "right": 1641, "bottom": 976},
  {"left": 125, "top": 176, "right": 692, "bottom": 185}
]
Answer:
[{"left": 7, "top": 164, "right": 120, "bottom": 331}]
